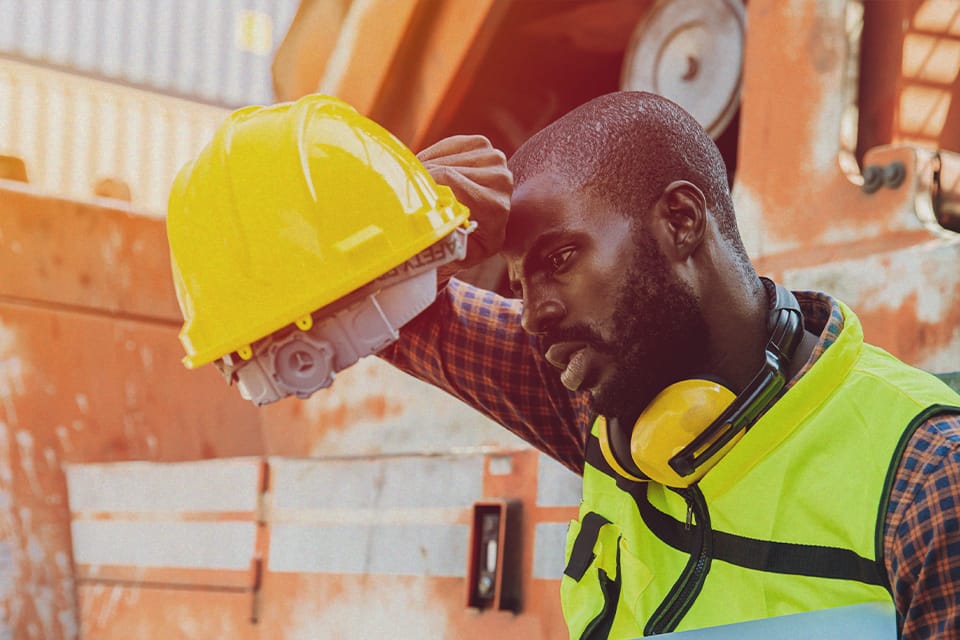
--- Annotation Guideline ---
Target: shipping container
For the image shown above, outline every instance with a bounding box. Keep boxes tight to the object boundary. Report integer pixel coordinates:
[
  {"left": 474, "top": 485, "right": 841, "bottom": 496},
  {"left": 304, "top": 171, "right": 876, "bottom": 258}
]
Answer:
[
  {"left": 0, "top": 57, "right": 228, "bottom": 214},
  {"left": 0, "top": 0, "right": 299, "bottom": 107}
]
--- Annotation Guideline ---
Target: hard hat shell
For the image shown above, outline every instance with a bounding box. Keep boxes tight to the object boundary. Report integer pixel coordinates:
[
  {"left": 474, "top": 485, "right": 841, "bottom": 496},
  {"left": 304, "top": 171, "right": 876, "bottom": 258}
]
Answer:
[{"left": 167, "top": 95, "right": 469, "bottom": 368}]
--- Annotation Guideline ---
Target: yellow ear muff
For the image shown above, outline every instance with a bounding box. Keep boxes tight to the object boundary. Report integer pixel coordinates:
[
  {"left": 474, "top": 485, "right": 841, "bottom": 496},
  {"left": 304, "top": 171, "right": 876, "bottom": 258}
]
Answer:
[
  {"left": 630, "top": 379, "right": 739, "bottom": 486},
  {"left": 595, "top": 283, "right": 804, "bottom": 487},
  {"left": 598, "top": 379, "right": 741, "bottom": 487}
]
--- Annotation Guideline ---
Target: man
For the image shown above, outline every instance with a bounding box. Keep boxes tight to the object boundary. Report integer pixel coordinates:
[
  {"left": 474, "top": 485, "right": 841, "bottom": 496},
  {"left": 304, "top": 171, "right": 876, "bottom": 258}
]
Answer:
[{"left": 386, "top": 91, "right": 960, "bottom": 637}]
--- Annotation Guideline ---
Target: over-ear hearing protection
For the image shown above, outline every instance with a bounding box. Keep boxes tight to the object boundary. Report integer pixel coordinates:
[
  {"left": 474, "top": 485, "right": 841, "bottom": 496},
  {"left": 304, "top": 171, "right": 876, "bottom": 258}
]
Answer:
[{"left": 597, "top": 282, "right": 804, "bottom": 488}]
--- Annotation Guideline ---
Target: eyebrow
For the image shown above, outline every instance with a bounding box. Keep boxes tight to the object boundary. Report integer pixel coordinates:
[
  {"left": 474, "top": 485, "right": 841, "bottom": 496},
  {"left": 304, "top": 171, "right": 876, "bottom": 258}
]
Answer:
[{"left": 507, "top": 227, "right": 578, "bottom": 290}]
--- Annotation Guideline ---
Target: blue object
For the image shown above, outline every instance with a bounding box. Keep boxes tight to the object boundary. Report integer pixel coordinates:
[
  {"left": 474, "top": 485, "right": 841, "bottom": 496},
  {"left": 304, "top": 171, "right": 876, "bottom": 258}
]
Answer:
[{"left": 657, "top": 602, "right": 897, "bottom": 639}]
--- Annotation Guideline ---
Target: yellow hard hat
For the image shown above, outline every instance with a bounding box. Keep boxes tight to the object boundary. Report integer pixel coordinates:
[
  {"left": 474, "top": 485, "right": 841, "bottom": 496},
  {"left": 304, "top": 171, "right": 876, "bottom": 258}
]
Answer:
[{"left": 167, "top": 95, "right": 469, "bottom": 369}]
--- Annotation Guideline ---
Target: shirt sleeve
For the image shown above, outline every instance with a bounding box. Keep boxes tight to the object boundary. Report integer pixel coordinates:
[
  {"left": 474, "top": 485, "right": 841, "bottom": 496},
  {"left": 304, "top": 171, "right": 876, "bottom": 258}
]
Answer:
[
  {"left": 380, "top": 277, "right": 590, "bottom": 474},
  {"left": 884, "top": 411, "right": 960, "bottom": 638}
]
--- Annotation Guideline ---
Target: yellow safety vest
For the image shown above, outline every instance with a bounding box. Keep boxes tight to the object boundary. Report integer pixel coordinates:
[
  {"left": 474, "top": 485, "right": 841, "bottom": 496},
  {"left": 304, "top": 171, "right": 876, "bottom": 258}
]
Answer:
[{"left": 561, "top": 301, "right": 960, "bottom": 638}]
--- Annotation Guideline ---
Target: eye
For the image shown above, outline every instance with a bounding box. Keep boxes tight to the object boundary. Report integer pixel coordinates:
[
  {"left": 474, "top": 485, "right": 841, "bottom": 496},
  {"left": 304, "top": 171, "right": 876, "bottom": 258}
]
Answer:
[{"left": 546, "top": 247, "right": 575, "bottom": 272}]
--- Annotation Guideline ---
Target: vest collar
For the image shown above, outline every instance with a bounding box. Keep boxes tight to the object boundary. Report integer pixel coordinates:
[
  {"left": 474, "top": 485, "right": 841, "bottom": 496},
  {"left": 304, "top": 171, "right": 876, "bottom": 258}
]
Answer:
[{"left": 699, "top": 299, "right": 864, "bottom": 495}]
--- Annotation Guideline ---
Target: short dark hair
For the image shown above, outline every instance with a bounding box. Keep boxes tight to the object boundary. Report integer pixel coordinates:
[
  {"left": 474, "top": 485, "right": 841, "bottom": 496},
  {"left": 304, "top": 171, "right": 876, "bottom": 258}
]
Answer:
[{"left": 508, "top": 91, "right": 749, "bottom": 265}]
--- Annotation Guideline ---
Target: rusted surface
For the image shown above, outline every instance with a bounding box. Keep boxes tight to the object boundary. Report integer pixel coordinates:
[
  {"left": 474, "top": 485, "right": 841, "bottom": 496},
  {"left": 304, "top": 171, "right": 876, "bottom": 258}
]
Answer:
[
  {"left": 0, "top": 183, "right": 180, "bottom": 321},
  {"left": 782, "top": 239, "right": 960, "bottom": 371},
  {"left": 739, "top": 0, "right": 960, "bottom": 370},
  {"left": 65, "top": 450, "right": 578, "bottom": 638},
  {"left": 77, "top": 586, "right": 256, "bottom": 640},
  {"left": 261, "top": 357, "right": 523, "bottom": 458},
  {"left": 0, "top": 184, "right": 264, "bottom": 638}
]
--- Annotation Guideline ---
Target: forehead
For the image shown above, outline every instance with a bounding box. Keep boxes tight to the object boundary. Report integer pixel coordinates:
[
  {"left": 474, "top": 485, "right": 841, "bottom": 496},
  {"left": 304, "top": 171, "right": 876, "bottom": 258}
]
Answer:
[
  {"left": 502, "top": 172, "right": 629, "bottom": 263},
  {"left": 503, "top": 172, "right": 596, "bottom": 258}
]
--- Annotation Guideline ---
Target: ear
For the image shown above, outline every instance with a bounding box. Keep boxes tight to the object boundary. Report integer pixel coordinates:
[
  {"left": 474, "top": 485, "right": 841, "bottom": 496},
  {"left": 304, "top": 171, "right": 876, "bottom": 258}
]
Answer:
[{"left": 651, "top": 180, "right": 707, "bottom": 261}]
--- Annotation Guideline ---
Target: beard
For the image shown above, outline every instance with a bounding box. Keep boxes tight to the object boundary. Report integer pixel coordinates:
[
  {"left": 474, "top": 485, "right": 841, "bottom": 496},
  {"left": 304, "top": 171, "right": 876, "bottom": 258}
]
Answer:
[{"left": 587, "top": 232, "right": 711, "bottom": 420}]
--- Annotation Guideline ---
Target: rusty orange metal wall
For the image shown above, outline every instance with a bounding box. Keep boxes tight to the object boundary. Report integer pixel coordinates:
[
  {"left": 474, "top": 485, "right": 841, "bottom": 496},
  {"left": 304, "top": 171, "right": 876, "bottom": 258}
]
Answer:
[
  {"left": 0, "top": 182, "right": 265, "bottom": 638},
  {"left": 735, "top": 0, "right": 960, "bottom": 372},
  {"left": 62, "top": 448, "right": 579, "bottom": 639}
]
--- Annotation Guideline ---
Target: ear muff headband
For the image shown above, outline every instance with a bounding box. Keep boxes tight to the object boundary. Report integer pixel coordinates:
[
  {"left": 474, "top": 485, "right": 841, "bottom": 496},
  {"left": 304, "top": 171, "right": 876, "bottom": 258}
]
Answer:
[
  {"left": 670, "top": 283, "right": 803, "bottom": 477},
  {"left": 598, "top": 283, "right": 804, "bottom": 487}
]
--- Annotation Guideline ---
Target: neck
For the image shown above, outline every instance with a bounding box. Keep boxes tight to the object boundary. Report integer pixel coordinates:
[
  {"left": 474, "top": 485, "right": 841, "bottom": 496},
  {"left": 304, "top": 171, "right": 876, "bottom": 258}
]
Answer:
[
  {"left": 705, "top": 276, "right": 818, "bottom": 391},
  {"left": 702, "top": 275, "right": 770, "bottom": 392}
]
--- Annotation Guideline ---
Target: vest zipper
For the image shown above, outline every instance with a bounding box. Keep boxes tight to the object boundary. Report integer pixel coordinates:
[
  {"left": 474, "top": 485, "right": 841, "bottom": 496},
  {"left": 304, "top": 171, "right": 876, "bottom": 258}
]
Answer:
[{"left": 644, "top": 486, "right": 712, "bottom": 635}]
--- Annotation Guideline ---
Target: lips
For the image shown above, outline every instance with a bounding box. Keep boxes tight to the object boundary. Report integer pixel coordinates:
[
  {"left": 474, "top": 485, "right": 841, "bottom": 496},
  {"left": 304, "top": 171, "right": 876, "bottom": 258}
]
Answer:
[{"left": 545, "top": 342, "right": 589, "bottom": 391}]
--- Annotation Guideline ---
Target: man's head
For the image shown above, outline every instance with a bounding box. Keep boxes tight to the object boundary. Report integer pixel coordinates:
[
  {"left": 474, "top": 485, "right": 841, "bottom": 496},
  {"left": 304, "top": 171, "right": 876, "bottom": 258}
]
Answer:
[{"left": 502, "top": 91, "right": 753, "bottom": 420}]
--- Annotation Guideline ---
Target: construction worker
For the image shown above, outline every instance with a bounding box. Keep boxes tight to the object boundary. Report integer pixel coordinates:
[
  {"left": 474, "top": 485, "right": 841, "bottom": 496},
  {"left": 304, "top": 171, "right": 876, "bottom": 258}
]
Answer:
[
  {"left": 169, "top": 92, "right": 960, "bottom": 637},
  {"left": 382, "top": 92, "right": 960, "bottom": 638}
]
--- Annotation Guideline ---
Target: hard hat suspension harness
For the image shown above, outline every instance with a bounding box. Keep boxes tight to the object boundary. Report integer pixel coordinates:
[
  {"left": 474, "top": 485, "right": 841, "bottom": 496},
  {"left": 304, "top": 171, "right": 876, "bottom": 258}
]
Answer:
[{"left": 214, "top": 225, "right": 471, "bottom": 406}]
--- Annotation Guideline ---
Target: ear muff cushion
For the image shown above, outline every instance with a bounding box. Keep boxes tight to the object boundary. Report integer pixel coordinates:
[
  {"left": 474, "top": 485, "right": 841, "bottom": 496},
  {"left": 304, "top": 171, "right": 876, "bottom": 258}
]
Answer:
[
  {"left": 597, "top": 379, "right": 739, "bottom": 486},
  {"left": 632, "top": 379, "right": 737, "bottom": 486},
  {"left": 597, "top": 416, "right": 648, "bottom": 482}
]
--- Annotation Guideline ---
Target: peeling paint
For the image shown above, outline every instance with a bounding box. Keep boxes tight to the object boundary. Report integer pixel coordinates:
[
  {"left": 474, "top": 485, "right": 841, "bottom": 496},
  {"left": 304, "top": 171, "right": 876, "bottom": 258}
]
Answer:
[
  {"left": 96, "top": 587, "right": 125, "bottom": 630},
  {"left": 15, "top": 431, "right": 42, "bottom": 497},
  {"left": 272, "top": 357, "right": 519, "bottom": 459},
  {"left": 56, "top": 611, "right": 77, "bottom": 640},
  {"left": 139, "top": 346, "right": 154, "bottom": 373},
  {"left": 54, "top": 426, "right": 73, "bottom": 454},
  {"left": 284, "top": 578, "right": 450, "bottom": 639},
  {"left": 0, "top": 422, "right": 13, "bottom": 487},
  {"left": 123, "top": 381, "right": 139, "bottom": 409},
  {"left": 808, "top": 7, "right": 849, "bottom": 176},
  {"left": 44, "top": 447, "right": 57, "bottom": 470},
  {"left": 100, "top": 229, "right": 123, "bottom": 270},
  {"left": 0, "top": 323, "right": 26, "bottom": 426},
  {"left": 731, "top": 183, "right": 766, "bottom": 259},
  {"left": 0, "top": 538, "right": 14, "bottom": 599}
]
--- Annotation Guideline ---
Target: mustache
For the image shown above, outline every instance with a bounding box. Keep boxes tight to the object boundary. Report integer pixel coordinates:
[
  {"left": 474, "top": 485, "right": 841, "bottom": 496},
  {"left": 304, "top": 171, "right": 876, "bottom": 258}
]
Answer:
[{"left": 541, "top": 324, "right": 612, "bottom": 353}]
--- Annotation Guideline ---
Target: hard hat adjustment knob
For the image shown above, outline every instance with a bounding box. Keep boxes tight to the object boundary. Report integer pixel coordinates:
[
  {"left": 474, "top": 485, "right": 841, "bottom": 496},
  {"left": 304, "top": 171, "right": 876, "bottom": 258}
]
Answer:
[{"left": 272, "top": 336, "right": 335, "bottom": 397}]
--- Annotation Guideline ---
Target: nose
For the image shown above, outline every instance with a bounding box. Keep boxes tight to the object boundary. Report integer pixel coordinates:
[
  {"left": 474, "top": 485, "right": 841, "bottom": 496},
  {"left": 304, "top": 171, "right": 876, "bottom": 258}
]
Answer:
[{"left": 520, "top": 289, "right": 565, "bottom": 335}]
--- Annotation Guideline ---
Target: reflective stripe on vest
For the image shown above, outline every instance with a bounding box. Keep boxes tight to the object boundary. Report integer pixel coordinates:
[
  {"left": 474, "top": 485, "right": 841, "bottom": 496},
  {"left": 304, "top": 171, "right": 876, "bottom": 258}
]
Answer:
[{"left": 561, "top": 300, "right": 960, "bottom": 638}]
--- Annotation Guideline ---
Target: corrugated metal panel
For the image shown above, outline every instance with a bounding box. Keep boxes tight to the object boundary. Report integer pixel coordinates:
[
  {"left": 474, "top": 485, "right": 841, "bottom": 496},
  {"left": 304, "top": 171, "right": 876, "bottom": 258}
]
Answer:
[
  {"left": 0, "top": 57, "right": 228, "bottom": 214},
  {"left": 0, "top": 0, "right": 300, "bottom": 107}
]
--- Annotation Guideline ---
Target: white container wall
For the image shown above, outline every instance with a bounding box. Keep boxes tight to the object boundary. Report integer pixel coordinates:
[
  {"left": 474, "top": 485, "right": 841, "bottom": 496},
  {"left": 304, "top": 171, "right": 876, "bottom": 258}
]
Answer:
[
  {"left": 0, "top": 0, "right": 300, "bottom": 107},
  {"left": 0, "top": 57, "right": 228, "bottom": 215}
]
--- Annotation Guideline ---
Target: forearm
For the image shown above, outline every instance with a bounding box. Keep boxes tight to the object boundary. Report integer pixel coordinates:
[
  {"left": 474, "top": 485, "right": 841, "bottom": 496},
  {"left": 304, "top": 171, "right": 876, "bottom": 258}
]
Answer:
[{"left": 381, "top": 278, "right": 589, "bottom": 473}]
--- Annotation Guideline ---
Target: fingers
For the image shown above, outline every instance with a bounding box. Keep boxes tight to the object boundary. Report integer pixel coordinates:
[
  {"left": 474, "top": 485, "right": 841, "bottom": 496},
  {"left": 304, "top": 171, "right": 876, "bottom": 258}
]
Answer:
[
  {"left": 425, "top": 163, "right": 513, "bottom": 195},
  {"left": 417, "top": 134, "right": 513, "bottom": 274},
  {"left": 416, "top": 135, "right": 506, "bottom": 167}
]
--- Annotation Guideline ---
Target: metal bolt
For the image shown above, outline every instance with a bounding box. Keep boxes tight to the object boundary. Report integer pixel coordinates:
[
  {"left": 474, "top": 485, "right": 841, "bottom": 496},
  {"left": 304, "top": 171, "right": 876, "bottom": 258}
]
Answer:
[
  {"left": 862, "top": 165, "right": 883, "bottom": 194},
  {"left": 883, "top": 161, "right": 905, "bottom": 189}
]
